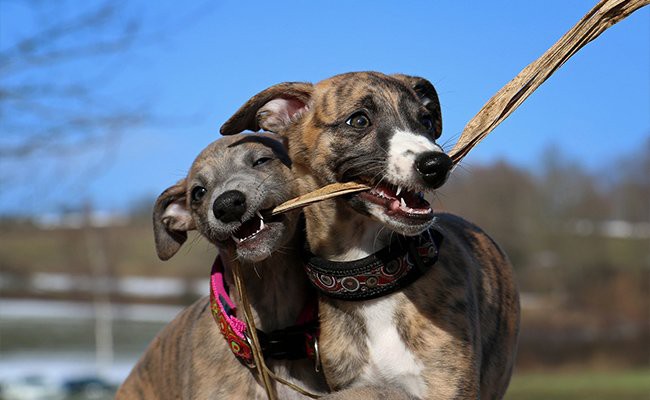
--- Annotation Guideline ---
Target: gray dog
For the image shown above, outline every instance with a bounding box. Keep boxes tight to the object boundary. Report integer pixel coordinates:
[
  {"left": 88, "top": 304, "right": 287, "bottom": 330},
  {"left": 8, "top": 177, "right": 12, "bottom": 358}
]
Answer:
[{"left": 117, "top": 133, "right": 329, "bottom": 399}]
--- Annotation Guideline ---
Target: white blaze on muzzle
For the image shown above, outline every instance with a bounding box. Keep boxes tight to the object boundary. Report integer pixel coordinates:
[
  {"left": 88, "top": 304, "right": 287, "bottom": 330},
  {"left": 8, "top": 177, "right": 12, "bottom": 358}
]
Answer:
[{"left": 386, "top": 130, "right": 443, "bottom": 186}]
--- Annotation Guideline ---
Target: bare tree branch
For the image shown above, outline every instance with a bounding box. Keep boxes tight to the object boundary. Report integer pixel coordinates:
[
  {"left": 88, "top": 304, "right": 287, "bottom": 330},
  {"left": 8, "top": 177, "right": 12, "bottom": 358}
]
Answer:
[
  {"left": 0, "top": 0, "right": 146, "bottom": 207},
  {"left": 0, "top": 0, "right": 216, "bottom": 209},
  {"left": 0, "top": 1, "right": 138, "bottom": 74}
]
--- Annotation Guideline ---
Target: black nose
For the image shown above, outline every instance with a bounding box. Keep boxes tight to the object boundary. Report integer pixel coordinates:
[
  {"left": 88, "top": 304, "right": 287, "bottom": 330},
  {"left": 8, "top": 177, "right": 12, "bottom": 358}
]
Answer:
[
  {"left": 415, "top": 151, "right": 453, "bottom": 189},
  {"left": 213, "top": 190, "right": 247, "bottom": 223}
]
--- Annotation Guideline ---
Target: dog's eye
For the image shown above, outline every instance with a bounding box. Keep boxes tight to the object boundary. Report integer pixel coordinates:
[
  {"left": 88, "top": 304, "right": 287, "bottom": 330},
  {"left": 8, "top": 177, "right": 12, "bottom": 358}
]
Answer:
[
  {"left": 346, "top": 112, "right": 371, "bottom": 129},
  {"left": 191, "top": 186, "right": 207, "bottom": 202},
  {"left": 420, "top": 115, "right": 434, "bottom": 132},
  {"left": 253, "top": 157, "right": 273, "bottom": 167}
]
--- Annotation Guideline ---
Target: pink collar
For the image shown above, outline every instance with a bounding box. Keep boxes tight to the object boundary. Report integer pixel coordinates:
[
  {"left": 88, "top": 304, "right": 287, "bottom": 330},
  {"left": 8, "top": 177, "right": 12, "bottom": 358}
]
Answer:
[{"left": 208, "top": 256, "right": 319, "bottom": 368}]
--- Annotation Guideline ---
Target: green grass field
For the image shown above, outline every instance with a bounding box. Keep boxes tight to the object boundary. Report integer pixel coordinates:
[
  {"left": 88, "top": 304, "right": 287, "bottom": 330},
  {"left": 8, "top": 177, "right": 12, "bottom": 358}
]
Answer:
[{"left": 506, "top": 369, "right": 650, "bottom": 400}]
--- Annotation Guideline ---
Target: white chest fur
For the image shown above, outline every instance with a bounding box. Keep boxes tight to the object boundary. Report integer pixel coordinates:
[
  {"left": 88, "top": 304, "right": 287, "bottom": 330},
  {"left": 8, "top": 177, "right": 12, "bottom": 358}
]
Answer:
[{"left": 356, "top": 296, "right": 426, "bottom": 397}]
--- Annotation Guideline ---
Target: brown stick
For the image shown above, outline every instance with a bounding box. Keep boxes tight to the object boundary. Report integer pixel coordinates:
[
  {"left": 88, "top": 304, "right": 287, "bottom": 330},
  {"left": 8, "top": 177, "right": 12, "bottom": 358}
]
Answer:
[
  {"left": 271, "top": 182, "right": 370, "bottom": 216},
  {"left": 231, "top": 261, "right": 277, "bottom": 400},
  {"left": 449, "top": 0, "right": 649, "bottom": 164}
]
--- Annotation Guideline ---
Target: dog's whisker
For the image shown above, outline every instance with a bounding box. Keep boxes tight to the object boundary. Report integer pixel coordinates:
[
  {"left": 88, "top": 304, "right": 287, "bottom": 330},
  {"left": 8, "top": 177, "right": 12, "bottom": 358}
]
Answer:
[
  {"left": 441, "top": 132, "right": 462, "bottom": 152},
  {"left": 377, "top": 144, "right": 390, "bottom": 156},
  {"left": 256, "top": 170, "right": 278, "bottom": 189},
  {"left": 373, "top": 225, "right": 388, "bottom": 251},
  {"left": 387, "top": 230, "right": 397, "bottom": 253},
  {"left": 452, "top": 161, "right": 471, "bottom": 175}
]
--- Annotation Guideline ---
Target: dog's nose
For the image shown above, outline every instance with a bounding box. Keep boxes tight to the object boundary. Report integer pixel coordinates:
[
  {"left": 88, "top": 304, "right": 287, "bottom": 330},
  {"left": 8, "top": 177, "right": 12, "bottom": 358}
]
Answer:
[
  {"left": 213, "top": 190, "right": 247, "bottom": 223},
  {"left": 415, "top": 151, "right": 453, "bottom": 189}
]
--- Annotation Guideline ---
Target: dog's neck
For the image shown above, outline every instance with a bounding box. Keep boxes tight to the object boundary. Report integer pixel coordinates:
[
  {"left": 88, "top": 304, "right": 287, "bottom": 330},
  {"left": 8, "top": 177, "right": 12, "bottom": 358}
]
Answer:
[
  {"left": 291, "top": 169, "right": 391, "bottom": 261},
  {"left": 304, "top": 197, "right": 391, "bottom": 262},
  {"left": 219, "top": 233, "right": 312, "bottom": 332}
]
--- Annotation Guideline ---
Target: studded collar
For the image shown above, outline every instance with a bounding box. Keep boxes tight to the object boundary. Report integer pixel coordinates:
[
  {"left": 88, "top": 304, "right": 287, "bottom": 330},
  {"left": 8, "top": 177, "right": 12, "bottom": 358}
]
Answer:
[{"left": 303, "top": 228, "right": 443, "bottom": 301}]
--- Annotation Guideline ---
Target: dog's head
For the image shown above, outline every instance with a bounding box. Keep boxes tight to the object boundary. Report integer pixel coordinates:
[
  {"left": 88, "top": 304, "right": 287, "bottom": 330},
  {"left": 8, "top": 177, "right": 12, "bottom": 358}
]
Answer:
[
  {"left": 153, "top": 133, "right": 300, "bottom": 262},
  {"left": 221, "top": 72, "right": 452, "bottom": 236}
]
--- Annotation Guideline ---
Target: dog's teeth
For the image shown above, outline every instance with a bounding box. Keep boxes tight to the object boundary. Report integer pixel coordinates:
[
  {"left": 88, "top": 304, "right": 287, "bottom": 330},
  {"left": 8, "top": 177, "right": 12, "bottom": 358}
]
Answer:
[
  {"left": 256, "top": 211, "right": 264, "bottom": 220},
  {"left": 400, "top": 198, "right": 407, "bottom": 208},
  {"left": 259, "top": 218, "right": 265, "bottom": 231},
  {"left": 396, "top": 186, "right": 402, "bottom": 196},
  {"left": 231, "top": 235, "right": 241, "bottom": 243}
]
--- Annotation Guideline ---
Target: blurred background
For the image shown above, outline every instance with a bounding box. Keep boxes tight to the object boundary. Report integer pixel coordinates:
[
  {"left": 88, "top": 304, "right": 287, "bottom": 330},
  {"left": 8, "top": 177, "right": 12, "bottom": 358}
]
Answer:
[{"left": 0, "top": 1, "right": 648, "bottom": 399}]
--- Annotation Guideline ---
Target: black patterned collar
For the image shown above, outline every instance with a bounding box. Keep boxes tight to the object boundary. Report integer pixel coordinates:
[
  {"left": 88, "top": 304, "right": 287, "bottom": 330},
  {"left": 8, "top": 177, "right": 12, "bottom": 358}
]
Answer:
[{"left": 303, "top": 228, "right": 443, "bottom": 301}]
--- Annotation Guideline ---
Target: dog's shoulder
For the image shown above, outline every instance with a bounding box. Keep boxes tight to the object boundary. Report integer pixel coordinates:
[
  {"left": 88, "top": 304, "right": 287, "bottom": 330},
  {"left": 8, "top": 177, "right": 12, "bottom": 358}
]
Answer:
[
  {"left": 155, "top": 295, "right": 217, "bottom": 349},
  {"left": 431, "top": 212, "right": 520, "bottom": 397},
  {"left": 432, "top": 211, "right": 508, "bottom": 263},
  {"left": 117, "top": 296, "right": 252, "bottom": 399},
  {"left": 430, "top": 211, "right": 516, "bottom": 306}
]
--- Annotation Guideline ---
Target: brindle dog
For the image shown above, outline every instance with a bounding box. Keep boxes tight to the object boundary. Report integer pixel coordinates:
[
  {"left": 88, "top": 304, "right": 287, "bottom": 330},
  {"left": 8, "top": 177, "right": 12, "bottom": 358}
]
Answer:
[
  {"left": 116, "top": 133, "right": 329, "bottom": 399},
  {"left": 221, "top": 72, "right": 520, "bottom": 399}
]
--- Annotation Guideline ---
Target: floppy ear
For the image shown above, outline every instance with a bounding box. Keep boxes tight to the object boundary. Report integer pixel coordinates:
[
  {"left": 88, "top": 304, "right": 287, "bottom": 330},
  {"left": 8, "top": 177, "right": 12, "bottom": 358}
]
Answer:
[
  {"left": 392, "top": 74, "right": 442, "bottom": 139},
  {"left": 220, "top": 82, "right": 314, "bottom": 135},
  {"left": 152, "top": 179, "right": 196, "bottom": 261}
]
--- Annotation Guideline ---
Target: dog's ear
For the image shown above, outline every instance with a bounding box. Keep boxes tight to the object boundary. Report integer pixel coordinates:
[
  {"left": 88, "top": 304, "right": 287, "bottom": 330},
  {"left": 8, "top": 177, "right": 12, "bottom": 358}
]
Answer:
[
  {"left": 392, "top": 74, "right": 442, "bottom": 138},
  {"left": 152, "top": 179, "right": 196, "bottom": 261},
  {"left": 221, "top": 82, "right": 314, "bottom": 135}
]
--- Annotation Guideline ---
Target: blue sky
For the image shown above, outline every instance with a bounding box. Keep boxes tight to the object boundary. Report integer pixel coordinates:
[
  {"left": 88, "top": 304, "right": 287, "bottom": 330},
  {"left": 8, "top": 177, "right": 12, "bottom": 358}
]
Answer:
[{"left": 1, "top": 1, "right": 648, "bottom": 215}]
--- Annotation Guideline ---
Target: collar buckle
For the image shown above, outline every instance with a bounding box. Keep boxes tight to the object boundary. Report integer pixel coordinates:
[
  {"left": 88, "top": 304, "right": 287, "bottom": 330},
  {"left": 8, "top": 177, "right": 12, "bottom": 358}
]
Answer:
[{"left": 258, "top": 321, "right": 319, "bottom": 360}]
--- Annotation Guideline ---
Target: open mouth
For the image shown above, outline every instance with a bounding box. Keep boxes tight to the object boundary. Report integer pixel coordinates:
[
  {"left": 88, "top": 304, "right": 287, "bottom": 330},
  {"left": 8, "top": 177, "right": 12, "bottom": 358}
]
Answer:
[
  {"left": 230, "top": 209, "right": 283, "bottom": 245},
  {"left": 358, "top": 181, "right": 432, "bottom": 220}
]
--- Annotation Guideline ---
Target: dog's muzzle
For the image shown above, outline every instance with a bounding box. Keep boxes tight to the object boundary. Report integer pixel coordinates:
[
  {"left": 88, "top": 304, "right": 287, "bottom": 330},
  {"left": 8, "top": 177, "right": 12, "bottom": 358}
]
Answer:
[{"left": 213, "top": 190, "right": 247, "bottom": 223}]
